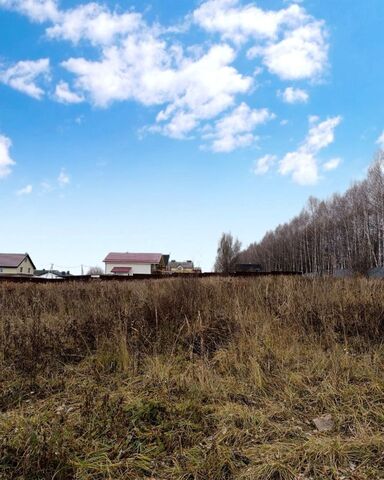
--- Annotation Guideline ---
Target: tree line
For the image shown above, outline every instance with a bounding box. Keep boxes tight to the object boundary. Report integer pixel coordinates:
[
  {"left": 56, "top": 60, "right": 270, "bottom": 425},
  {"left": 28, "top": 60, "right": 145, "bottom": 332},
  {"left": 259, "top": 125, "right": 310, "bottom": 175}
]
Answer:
[{"left": 215, "top": 152, "right": 384, "bottom": 274}]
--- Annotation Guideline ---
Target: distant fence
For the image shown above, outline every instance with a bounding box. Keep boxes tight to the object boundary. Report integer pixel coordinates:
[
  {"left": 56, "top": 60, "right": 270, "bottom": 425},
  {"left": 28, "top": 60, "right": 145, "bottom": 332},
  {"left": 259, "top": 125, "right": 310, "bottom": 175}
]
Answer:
[{"left": 0, "top": 271, "right": 303, "bottom": 284}]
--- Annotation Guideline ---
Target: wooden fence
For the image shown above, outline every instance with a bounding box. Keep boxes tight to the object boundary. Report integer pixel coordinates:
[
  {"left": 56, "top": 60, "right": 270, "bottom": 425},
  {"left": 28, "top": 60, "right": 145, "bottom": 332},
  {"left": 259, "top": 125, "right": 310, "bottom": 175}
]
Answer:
[{"left": 0, "top": 271, "right": 303, "bottom": 284}]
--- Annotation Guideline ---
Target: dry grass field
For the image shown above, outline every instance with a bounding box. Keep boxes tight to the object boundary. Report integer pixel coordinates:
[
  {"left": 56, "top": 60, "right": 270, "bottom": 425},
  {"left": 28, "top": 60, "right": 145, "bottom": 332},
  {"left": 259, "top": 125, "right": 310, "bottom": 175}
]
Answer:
[{"left": 0, "top": 277, "right": 383, "bottom": 479}]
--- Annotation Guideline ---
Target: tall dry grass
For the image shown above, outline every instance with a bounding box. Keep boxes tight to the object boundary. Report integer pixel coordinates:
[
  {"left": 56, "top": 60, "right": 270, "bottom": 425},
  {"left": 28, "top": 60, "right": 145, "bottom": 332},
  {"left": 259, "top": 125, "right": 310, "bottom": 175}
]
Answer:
[{"left": 0, "top": 277, "right": 383, "bottom": 479}]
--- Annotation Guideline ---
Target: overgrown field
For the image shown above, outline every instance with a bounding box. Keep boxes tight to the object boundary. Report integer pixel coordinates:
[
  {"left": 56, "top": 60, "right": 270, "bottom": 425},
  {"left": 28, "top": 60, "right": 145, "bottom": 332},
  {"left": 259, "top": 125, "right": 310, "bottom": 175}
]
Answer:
[{"left": 0, "top": 277, "right": 383, "bottom": 479}]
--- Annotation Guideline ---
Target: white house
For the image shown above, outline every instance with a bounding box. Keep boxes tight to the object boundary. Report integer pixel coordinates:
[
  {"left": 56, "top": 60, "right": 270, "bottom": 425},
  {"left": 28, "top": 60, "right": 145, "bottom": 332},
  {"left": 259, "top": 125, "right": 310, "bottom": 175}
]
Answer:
[
  {"left": 103, "top": 252, "right": 169, "bottom": 276},
  {"left": 35, "top": 271, "right": 64, "bottom": 280},
  {"left": 0, "top": 253, "right": 36, "bottom": 276}
]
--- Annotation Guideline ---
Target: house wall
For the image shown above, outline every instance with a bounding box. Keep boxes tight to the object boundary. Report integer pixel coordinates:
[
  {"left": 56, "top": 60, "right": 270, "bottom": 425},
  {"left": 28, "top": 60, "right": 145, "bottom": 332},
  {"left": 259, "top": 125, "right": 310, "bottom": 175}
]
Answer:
[
  {"left": 170, "top": 267, "right": 195, "bottom": 274},
  {"left": 0, "top": 267, "right": 18, "bottom": 275},
  {"left": 105, "top": 262, "right": 152, "bottom": 275},
  {"left": 0, "top": 257, "right": 35, "bottom": 276}
]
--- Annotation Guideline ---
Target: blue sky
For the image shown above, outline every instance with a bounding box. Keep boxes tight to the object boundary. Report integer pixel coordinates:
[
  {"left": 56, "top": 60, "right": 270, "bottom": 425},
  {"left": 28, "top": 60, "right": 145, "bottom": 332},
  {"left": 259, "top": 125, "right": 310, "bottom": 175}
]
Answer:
[{"left": 0, "top": 0, "right": 383, "bottom": 272}]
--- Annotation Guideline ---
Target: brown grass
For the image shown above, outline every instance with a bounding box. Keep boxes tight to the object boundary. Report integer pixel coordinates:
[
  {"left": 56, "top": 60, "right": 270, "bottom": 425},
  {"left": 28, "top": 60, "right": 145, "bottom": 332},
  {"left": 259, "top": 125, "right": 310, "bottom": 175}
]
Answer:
[{"left": 0, "top": 277, "right": 383, "bottom": 479}]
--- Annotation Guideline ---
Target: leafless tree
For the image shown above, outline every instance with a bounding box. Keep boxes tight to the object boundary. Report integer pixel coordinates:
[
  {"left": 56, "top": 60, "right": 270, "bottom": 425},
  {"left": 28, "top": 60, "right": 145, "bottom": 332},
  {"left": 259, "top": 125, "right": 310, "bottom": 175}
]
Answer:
[
  {"left": 240, "top": 153, "right": 384, "bottom": 275},
  {"left": 87, "top": 266, "right": 104, "bottom": 275},
  {"left": 214, "top": 233, "right": 242, "bottom": 273}
]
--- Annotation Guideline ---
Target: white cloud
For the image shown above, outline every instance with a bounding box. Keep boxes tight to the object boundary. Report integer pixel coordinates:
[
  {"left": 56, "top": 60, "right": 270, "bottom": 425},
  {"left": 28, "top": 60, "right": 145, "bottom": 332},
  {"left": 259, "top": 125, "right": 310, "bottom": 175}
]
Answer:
[
  {"left": 58, "top": 169, "right": 70, "bottom": 186},
  {"left": 194, "top": 0, "right": 308, "bottom": 44},
  {"left": 54, "top": 81, "right": 84, "bottom": 104},
  {"left": 205, "top": 102, "right": 274, "bottom": 152},
  {"left": 16, "top": 184, "right": 33, "bottom": 195},
  {"left": 279, "top": 86, "right": 309, "bottom": 104},
  {"left": 64, "top": 42, "right": 252, "bottom": 140},
  {"left": 46, "top": 3, "right": 142, "bottom": 46},
  {"left": 0, "top": 0, "right": 330, "bottom": 151},
  {"left": 280, "top": 150, "right": 318, "bottom": 184},
  {"left": 0, "top": 0, "right": 324, "bottom": 140},
  {"left": 61, "top": 31, "right": 170, "bottom": 107},
  {"left": 323, "top": 157, "right": 341, "bottom": 171},
  {"left": 376, "top": 131, "right": 384, "bottom": 149},
  {"left": 196, "top": 0, "right": 328, "bottom": 81},
  {"left": 0, "top": 0, "right": 59, "bottom": 22},
  {"left": 254, "top": 154, "right": 277, "bottom": 175},
  {"left": 305, "top": 115, "right": 341, "bottom": 151},
  {"left": 156, "top": 45, "right": 253, "bottom": 138},
  {"left": 0, "top": 134, "right": 15, "bottom": 178},
  {"left": 254, "top": 21, "right": 328, "bottom": 81},
  {"left": 49, "top": 5, "right": 253, "bottom": 139},
  {"left": 279, "top": 115, "right": 342, "bottom": 184},
  {"left": 0, "top": 1, "right": 140, "bottom": 46},
  {"left": 0, "top": 59, "right": 50, "bottom": 99},
  {"left": 154, "top": 112, "right": 198, "bottom": 140}
]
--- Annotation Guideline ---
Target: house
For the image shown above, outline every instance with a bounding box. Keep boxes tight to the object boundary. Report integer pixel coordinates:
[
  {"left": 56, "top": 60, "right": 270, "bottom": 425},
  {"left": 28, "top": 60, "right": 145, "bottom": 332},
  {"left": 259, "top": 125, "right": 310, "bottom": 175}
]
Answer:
[
  {"left": 169, "top": 260, "right": 201, "bottom": 274},
  {"left": 104, "top": 252, "right": 170, "bottom": 276},
  {"left": 235, "top": 263, "right": 263, "bottom": 273},
  {"left": 34, "top": 269, "right": 72, "bottom": 280},
  {"left": 0, "top": 253, "right": 36, "bottom": 276},
  {"left": 368, "top": 267, "right": 384, "bottom": 278}
]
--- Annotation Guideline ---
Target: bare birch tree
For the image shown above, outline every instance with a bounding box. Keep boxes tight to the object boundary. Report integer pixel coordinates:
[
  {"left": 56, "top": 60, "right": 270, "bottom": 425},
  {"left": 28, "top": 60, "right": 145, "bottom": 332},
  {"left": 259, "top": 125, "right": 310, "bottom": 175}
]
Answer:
[
  {"left": 214, "top": 233, "right": 242, "bottom": 273},
  {"left": 240, "top": 153, "right": 384, "bottom": 275}
]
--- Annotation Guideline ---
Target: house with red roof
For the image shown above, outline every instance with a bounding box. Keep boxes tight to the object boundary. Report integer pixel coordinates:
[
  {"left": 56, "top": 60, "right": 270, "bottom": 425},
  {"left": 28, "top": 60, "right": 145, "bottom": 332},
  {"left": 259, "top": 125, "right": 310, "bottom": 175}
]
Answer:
[
  {"left": 0, "top": 253, "right": 36, "bottom": 276},
  {"left": 103, "top": 252, "right": 169, "bottom": 276}
]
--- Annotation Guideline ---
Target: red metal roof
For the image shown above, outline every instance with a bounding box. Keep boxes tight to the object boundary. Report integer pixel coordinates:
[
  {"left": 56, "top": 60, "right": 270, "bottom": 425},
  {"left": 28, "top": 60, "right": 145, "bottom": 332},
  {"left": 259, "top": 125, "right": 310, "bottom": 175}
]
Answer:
[
  {"left": 111, "top": 266, "right": 132, "bottom": 273},
  {"left": 104, "top": 252, "right": 163, "bottom": 264},
  {"left": 0, "top": 253, "right": 30, "bottom": 268}
]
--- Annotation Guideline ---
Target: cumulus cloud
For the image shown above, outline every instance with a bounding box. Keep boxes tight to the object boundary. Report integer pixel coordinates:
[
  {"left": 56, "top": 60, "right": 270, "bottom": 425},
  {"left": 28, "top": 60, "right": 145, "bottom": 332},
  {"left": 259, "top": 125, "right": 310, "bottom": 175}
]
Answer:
[
  {"left": 58, "top": 168, "right": 70, "bottom": 186},
  {"left": 253, "top": 21, "right": 328, "bottom": 81},
  {"left": 279, "top": 86, "right": 309, "bottom": 104},
  {"left": 193, "top": 0, "right": 307, "bottom": 44},
  {"left": 2, "top": 1, "right": 255, "bottom": 141},
  {"left": 64, "top": 42, "right": 252, "bottom": 141},
  {"left": 0, "top": 134, "right": 15, "bottom": 178},
  {"left": 155, "top": 45, "right": 253, "bottom": 139},
  {"left": 0, "top": 0, "right": 330, "bottom": 153},
  {"left": 54, "top": 81, "right": 84, "bottom": 104},
  {"left": 254, "top": 154, "right": 277, "bottom": 175},
  {"left": 46, "top": 3, "right": 142, "bottom": 45},
  {"left": 16, "top": 184, "right": 33, "bottom": 195},
  {"left": 0, "top": 0, "right": 59, "bottom": 22},
  {"left": 376, "top": 131, "right": 384, "bottom": 149},
  {"left": 0, "top": 59, "right": 50, "bottom": 99},
  {"left": 0, "top": 1, "right": 141, "bottom": 46},
  {"left": 279, "top": 115, "right": 342, "bottom": 184},
  {"left": 205, "top": 102, "right": 274, "bottom": 152},
  {"left": 323, "top": 157, "right": 341, "bottom": 171},
  {"left": 196, "top": 0, "right": 328, "bottom": 81}
]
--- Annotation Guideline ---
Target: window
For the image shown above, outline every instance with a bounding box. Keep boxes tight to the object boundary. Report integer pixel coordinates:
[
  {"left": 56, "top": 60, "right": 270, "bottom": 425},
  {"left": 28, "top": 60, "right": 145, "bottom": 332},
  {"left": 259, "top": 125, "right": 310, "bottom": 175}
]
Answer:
[
  {"left": 20, "top": 267, "right": 23, "bottom": 273},
  {"left": 28, "top": 268, "right": 31, "bottom": 273},
  {"left": 0, "top": 268, "right": 2, "bottom": 273}
]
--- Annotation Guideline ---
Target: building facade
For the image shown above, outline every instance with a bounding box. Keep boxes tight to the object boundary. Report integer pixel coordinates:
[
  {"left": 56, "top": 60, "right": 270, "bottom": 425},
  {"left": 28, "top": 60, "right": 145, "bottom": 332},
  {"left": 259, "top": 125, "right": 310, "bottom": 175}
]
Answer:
[
  {"left": 0, "top": 253, "right": 36, "bottom": 276},
  {"left": 169, "top": 260, "right": 200, "bottom": 274},
  {"left": 104, "top": 252, "right": 169, "bottom": 276},
  {"left": 235, "top": 263, "right": 263, "bottom": 273}
]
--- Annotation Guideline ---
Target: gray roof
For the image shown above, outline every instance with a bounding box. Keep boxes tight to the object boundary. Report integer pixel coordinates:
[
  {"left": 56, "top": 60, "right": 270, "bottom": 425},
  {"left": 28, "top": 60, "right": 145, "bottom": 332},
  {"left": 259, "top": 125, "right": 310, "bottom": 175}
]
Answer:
[
  {"left": 104, "top": 252, "right": 164, "bottom": 264},
  {"left": 169, "top": 260, "right": 194, "bottom": 269},
  {"left": 368, "top": 267, "right": 384, "bottom": 278},
  {"left": 34, "top": 269, "right": 72, "bottom": 278},
  {"left": 0, "top": 253, "right": 35, "bottom": 269}
]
